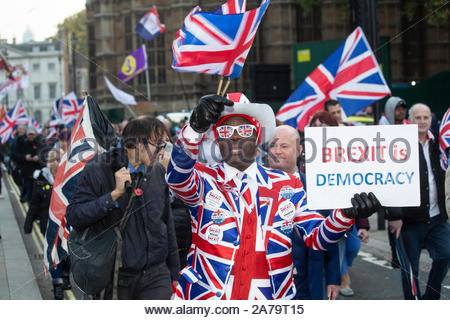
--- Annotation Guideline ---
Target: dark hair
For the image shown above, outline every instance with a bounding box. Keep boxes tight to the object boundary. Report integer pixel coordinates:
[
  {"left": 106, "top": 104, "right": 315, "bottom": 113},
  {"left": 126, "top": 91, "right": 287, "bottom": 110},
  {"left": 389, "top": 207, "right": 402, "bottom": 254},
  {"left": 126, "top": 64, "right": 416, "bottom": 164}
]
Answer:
[
  {"left": 58, "top": 128, "right": 71, "bottom": 141},
  {"left": 324, "top": 99, "right": 340, "bottom": 112},
  {"left": 122, "top": 117, "right": 166, "bottom": 149},
  {"left": 309, "top": 111, "right": 339, "bottom": 127}
]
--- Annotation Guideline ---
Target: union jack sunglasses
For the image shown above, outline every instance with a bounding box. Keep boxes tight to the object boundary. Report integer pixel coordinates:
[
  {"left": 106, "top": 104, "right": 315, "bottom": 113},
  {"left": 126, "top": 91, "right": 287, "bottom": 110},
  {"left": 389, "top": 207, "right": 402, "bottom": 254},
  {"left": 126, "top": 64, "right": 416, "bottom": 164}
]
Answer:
[{"left": 216, "top": 124, "right": 257, "bottom": 139}]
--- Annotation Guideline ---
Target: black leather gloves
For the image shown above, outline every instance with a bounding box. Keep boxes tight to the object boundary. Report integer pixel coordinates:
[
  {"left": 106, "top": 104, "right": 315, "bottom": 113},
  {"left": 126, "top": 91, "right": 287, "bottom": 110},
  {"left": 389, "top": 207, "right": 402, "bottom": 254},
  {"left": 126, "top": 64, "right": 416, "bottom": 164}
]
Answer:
[
  {"left": 341, "top": 192, "right": 382, "bottom": 219},
  {"left": 189, "top": 94, "right": 234, "bottom": 133}
]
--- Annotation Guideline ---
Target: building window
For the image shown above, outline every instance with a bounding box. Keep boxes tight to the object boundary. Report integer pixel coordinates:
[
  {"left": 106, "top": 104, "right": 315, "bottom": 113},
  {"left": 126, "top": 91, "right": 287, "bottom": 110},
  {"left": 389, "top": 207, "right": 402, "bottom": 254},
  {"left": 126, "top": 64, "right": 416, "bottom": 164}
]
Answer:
[
  {"left": 157, "top": 51, "right": 165, "bottom": 65},
  {"left": 149, "top": 69, "right": 155, "bottom": 83},
  {"left": 138, "top": 73, "right": 146, "bottom": 85},
  {"left": 33, "top": 63, "right": 40, "bottom": 71},
  {"left": 144, "top": 32, "right": 166, "bottom": 84},
  {"left": 49, "top": 83, "right": 56, "bottom": 99},
  {"left": 125, "top": 15, "right": 133, "bottom": 51},
  {"left": 158, "top": 68, "right": 166, "bottom": 84},
  {"left": 34, "top": 84, "right": 41, "bottom": 100},
  {"left": 48, "top": 63, "right": 55, "bottom": 71},
  {"left": 34, "top": 110, "right": 42, "bottom": 123}
]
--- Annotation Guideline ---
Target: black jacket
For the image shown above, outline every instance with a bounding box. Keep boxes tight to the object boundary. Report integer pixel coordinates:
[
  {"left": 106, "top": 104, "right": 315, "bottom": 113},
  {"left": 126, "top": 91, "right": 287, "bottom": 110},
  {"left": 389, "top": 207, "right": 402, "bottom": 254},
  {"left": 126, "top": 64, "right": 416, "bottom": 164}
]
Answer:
[
  {"left": 397, "top": 135, "right": 447, "bottom": 224},
  {"left": 66, "top": 150, "right": 180, "bottom": 280},
  {"left": 29, "top": 168, "right": 53, "bottom": 216},
  {"left": 170, "top": 196, "right": 191, "bottom": 269},
  {"left": 28, "top": 168, "right": 53, "bottom": 234},
  {"left": 14, "top": 136, "right": 43, "bottom": 177}
]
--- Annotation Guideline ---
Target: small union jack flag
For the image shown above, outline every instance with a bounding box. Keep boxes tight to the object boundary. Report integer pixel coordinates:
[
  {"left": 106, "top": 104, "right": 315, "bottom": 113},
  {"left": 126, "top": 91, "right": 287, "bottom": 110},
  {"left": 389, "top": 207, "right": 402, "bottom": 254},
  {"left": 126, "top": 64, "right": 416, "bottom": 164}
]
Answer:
[
  {"left": 61, "top": 98, "right": 84, "bottom": 126},
  {"left": 276, "top": 27, "right": 391, "bottom": 131},
  {"left": 439, "top": 108, "right": 450, "bottom": 170},
  {"left": 172, "top": 0, "right": 270, "bottom": 79},
  {"left": 0, "top": 100, "right": 28, "bottom": 144},
  {"left": 28, "top": 118, "right": 42, "bottom": 135}
]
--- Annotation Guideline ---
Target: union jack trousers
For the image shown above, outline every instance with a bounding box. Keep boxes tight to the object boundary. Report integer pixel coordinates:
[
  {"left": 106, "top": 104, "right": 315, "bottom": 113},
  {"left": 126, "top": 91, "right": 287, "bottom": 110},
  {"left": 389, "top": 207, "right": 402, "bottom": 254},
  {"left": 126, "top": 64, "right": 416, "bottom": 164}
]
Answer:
[{"left": 166, "top": 125, "right": 354, "bottom": 300}]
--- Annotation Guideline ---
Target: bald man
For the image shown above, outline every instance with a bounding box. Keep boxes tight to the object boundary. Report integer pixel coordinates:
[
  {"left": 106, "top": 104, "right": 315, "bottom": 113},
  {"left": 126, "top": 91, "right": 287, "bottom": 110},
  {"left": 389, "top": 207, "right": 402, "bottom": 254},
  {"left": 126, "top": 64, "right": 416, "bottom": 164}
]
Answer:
[
  {"left": 268, "top": 125, "right": 341, "bottom": 300},
  {"left": 389, "top": 103, "right": 450, "bottom": 299},
  {"left": 268, "top": 125, "right": 301, "bottom": 175}
]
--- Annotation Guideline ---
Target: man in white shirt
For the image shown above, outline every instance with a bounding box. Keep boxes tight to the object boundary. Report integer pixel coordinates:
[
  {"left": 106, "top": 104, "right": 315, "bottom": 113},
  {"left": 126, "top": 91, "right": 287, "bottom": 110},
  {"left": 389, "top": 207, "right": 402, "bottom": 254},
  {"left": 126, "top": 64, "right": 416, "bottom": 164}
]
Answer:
[{"left": 389, "top": 103, "right": 450, "bottom": 299}]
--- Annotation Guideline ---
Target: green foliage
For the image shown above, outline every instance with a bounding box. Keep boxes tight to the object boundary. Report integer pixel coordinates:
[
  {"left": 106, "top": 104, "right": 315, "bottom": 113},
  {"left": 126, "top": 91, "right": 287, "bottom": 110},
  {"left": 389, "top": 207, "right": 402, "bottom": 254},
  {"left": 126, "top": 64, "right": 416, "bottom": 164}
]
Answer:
[
  {"left": 46, "top": 9, "right": 87, "bottom": 55},
  {"left": 402, "top": 0, "right": 449, "bottom": 26},
  {"left": 61, "top": 9, "right": 87, "bottom": 55}
]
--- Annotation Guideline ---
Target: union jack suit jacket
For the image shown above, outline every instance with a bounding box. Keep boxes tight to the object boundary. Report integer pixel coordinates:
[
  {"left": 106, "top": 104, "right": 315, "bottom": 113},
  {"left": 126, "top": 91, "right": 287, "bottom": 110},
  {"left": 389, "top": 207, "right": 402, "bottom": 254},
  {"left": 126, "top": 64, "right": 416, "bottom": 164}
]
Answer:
[{"left": 166, "top": 125, "right": 354, "bottom": 300}]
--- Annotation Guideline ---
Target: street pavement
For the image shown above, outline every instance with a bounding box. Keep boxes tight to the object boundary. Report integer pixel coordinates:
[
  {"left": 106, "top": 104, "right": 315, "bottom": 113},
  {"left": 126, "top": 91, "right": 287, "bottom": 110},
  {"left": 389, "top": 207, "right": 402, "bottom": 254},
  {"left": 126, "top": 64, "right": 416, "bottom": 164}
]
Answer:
[
  {"left": 0, "top": 173, "right": 449, "bottom": 300},
  {"left": 0, "top": 173, "right": 41, "bottom": 299}
]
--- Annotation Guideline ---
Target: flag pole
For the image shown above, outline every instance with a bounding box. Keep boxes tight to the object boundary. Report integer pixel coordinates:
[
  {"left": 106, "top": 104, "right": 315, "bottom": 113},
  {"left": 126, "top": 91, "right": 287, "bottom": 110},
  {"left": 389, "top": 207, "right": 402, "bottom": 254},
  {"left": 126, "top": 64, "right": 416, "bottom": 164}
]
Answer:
[
  {"left": 122, "top": 103, "right": 137, "bottom": 118},
  {"left": 221, "top": 78, "right": 231, "bottom": 96},
  {"left": 143, "top": 44, "right": 151, "bottom": 101},
  {"left": 217, "top": 76, "right": 224, "bottom": 95},
  {"left": 145, "top": 68, "right": 151, "bottom": 101}
]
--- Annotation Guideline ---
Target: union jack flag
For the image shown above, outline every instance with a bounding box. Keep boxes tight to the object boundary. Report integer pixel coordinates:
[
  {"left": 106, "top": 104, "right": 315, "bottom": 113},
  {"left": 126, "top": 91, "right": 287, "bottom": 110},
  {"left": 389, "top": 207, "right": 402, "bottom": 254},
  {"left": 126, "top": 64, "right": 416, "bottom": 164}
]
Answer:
[
  {"left": 0, "top": 66, "right": 29, "bottom": 101},
  {"left": 61, "top": 98, "right": 84, "bottom": 126},
  {"left": 212, "top": 0, "right": 247, "bottom": 14},
  {"left": 0, "top": 99, "right": 28, "bottom": 144},
  {"left": 172, "top": 0, "right": 270, "bottom": 79},
  {"left": 28, "top": 118, "right": 42, "bottom": 135},
  {"left": 439, "top": 108, "right": 450, "bottom": 170},
  {"left": 276, "top": 27, "right": 391, "bottom": 131},
  {"left": 135, "top": 6, "right": 166, "bottom": 42},
  {"left": 46, "top": 96, "right": 67, "bottom": 142},
  {"left": 44, "top": 96, "right": 116, "bottom": 273}
]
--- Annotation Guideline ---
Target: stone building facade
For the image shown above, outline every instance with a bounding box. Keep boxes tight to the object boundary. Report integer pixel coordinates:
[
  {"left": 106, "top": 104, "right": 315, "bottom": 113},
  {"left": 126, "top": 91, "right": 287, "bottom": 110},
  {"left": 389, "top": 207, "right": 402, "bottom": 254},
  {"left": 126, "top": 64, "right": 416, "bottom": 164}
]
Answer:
[
  {"left": 85, "top": 0, "right": 450, "bottom": 114},
  {"left": 0, "top": 41, "right": 65, "bottom": 123}
]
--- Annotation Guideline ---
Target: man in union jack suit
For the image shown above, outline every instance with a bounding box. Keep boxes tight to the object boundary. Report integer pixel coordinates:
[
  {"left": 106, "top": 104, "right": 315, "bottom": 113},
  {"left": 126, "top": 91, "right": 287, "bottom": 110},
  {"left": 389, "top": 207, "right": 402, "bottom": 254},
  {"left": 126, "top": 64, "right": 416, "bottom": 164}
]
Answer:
[{"left": 166, "top": 94, "right": 381, "bottom": 300}]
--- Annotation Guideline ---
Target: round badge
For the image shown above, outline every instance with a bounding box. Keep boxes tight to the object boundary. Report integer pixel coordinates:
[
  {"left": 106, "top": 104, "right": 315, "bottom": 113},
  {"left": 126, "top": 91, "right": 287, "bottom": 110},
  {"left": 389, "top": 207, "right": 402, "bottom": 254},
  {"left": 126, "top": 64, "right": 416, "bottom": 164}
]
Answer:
[
  {"left": 205, "top": 190, "right": 224, "bottom": 211},
  {"left": 280, "top": 221, "right": 293, "bottom": 236},
  {"left": 278, "top": 200, "right": 295, "bottom": 221},
  {"left": 206, "top": 224, "right": 223, "bottom": 244},
  {"left": 280, "top": 185, "right": 294, "bottom": 200},
  {"left": 211, "top": 209, "right": 227, "bottom": 225}
]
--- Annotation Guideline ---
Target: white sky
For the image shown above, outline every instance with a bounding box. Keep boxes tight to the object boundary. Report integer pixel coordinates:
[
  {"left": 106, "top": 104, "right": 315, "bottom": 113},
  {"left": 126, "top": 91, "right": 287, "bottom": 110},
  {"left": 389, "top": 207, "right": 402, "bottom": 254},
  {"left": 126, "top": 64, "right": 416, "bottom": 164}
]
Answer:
[{"left": 1, "top": 0, "right": 86, "bottom": 43}]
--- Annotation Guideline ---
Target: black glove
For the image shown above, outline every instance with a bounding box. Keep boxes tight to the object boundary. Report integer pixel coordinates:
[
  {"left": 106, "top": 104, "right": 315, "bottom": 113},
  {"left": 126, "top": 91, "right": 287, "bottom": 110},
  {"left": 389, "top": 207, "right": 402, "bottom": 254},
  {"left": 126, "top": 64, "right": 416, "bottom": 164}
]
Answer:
[
  {"left": 189, "top": 94, "right": 234, "bottom": 133},
  {"left": 341, "top": 192, "right": 382, "bottom": 219}
]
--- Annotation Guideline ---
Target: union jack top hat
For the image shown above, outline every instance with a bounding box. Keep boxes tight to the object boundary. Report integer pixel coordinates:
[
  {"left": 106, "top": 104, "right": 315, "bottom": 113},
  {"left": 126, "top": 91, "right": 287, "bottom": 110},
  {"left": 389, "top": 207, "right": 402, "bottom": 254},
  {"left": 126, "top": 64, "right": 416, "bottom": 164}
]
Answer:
[
  {"left": 198, "top": 93, "right": 276, "bottom": 165},
  {"left": 214, "top": 92, "right": 276, "bottom": 145}
]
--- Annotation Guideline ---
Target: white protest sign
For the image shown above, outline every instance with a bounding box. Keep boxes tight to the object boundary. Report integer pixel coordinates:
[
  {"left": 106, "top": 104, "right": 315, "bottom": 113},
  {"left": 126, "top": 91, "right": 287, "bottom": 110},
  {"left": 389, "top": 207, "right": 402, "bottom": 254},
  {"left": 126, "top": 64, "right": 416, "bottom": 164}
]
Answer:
[{"left": 304, "top": 124, "right": 420, "bottom": 210}]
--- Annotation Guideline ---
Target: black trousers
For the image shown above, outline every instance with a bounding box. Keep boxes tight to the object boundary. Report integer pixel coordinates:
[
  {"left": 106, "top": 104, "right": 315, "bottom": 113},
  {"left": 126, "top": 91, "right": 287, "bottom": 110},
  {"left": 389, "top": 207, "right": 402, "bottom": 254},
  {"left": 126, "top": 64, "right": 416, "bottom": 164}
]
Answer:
[{"left": 117, "top": 263, "right": 172, "bottom": 300}]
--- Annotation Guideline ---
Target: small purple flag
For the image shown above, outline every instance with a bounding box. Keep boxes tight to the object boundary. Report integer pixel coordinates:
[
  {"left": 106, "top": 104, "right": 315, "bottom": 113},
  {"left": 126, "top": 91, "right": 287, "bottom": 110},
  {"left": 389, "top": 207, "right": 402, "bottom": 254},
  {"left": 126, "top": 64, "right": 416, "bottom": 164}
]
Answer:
[{"left": 117, "top": 44, "right": 148, "bottom": 83}]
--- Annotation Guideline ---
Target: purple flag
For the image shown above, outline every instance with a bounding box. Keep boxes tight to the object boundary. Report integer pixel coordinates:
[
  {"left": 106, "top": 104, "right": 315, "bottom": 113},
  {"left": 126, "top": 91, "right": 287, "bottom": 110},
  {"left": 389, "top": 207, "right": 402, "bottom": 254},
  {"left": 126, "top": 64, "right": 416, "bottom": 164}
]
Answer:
[{"left": 117, "top": 44, "right": 148, "bottom": 83}]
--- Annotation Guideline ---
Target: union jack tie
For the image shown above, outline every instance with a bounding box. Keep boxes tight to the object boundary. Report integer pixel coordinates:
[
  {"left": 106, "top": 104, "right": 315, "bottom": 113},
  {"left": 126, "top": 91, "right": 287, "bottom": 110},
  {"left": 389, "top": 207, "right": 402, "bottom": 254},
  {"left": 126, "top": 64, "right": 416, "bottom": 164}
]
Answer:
[{"left": 239, "top": 173, "right": 254, "bottom": 215}]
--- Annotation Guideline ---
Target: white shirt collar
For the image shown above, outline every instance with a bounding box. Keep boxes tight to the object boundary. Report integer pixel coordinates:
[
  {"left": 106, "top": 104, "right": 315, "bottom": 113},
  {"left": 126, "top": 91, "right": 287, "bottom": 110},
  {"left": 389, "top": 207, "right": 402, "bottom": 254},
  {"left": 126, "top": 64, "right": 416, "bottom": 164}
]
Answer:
[{"left": 223, "top": 161, "right": 259, "bottom": 184}]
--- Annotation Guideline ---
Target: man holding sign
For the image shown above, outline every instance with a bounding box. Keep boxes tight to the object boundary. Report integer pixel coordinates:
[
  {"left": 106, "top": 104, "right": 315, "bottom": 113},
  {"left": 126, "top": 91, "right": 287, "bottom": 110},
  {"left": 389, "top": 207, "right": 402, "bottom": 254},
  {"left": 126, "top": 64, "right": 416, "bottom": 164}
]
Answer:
[
  {"left": 166, "top": 94, "right": 381, "bottom": 300},
  {"left": 388, "top": 103, "right": 450, "bottom": 300}
]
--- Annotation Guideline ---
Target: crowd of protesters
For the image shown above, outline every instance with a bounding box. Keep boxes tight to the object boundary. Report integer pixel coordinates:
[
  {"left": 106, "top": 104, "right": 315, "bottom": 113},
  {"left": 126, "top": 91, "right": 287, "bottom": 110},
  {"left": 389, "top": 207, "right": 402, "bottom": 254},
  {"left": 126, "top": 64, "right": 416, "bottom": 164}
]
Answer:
[{"left": 0, "top": 94, "right": 448, "bottom": 301}]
